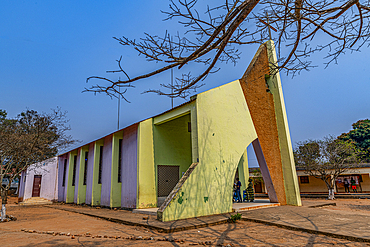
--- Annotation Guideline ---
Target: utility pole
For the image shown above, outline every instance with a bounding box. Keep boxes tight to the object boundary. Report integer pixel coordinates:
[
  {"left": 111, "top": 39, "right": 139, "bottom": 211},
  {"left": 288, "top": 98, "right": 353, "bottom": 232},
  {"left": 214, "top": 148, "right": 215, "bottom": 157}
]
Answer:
[
  {"left": 258, "top": 12, "right": 277, "bottom": 40},
  {"left": 117, "top": 79, "right": 120, "bottom": 130},
  {"left": 171, "top": 67, "right": 174, "bottom": 109},
  {"left": 170, "top": 35, "right": 174, "bottom": 109}
]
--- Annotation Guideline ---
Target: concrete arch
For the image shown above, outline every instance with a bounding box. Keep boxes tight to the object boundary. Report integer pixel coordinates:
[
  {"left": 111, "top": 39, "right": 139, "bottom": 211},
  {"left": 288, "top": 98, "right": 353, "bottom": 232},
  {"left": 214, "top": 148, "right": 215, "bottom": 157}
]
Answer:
[{"left": 158, "top": 80, "right": 262, "bottom": 221}]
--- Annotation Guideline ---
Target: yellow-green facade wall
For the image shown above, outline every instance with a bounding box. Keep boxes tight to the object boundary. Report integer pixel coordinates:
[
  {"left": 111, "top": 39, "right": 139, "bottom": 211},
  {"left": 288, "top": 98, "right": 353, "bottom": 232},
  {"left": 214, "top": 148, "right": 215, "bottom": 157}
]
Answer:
[{"left": 160, "top": 80, "right": 258, "bottom": 221}]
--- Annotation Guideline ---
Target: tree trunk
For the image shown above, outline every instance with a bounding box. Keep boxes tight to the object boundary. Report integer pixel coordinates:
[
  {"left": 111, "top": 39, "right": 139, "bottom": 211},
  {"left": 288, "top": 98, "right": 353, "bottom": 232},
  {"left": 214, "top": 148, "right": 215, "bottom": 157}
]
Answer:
[
  {"left": 1, "top": 187, "right": 8, "bottom": 205},
  {"left": 327, "top": 176, "right": 336, "bottom": 200},
  {"left": 1, "top": 188, "right": 7, "bottom": 221},
  {"left": 1, "top": 204, "right": 5, "bottom": 222},
  {"left": 328, "top": 188, "right": 335, "bottom": 200}
]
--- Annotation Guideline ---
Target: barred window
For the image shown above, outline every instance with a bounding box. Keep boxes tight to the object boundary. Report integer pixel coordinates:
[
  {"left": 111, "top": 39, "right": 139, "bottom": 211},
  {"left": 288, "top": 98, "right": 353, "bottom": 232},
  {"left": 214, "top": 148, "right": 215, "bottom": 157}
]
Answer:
[
  {"left": 83, "top": 152, "right": 88, "bottom": 185},
  {"left": 72, "top": 155, "right": 77, "bottom": 186},
  {"left": 98, "top": 146, "right": 103, "bottom": 184},
  {"left": 62, "top": 159, "right": 67, "bottom": 187},
  {"left": 118, "top": 139, "right": 122, "bottom": 183},
  {"left": 300, "top": 176, "right": 309, "bottom": 184}
]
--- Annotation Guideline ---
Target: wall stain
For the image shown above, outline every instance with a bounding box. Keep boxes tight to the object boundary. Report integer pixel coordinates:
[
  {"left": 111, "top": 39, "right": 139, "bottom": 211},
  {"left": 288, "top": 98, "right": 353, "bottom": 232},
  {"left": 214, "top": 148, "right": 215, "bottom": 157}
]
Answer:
[{"left": 178, "top": 192, "right": 184, "bottom": 204}]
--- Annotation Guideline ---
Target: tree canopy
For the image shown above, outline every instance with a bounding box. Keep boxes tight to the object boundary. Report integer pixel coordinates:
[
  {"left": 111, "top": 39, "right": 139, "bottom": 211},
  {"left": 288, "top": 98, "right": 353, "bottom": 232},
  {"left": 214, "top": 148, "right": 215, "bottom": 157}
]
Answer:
[
  {"left": 85, "top": 0, "right": 370, "bottom": 100},
  {"left": 338, "top": 119, "right": 370, "bottom": 161},
  {"left": 0, "top": 108, "right": 76, "bottom": 207},
  {"left": 294, "top": 136, "right": 360, "bottom": 199}
]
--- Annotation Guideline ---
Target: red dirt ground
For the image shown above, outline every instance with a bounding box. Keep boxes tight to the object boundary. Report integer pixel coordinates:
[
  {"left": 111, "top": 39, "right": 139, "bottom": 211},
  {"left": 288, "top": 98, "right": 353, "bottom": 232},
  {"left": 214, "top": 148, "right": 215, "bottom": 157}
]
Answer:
[{"left": 1, "top": 196, "right": 370, "bottom": 246}]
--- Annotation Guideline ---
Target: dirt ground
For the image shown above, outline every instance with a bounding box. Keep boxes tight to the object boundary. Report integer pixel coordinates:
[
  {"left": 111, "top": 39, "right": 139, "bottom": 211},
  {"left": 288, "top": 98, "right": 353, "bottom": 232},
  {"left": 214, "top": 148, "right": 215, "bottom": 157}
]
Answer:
[{"left": 1, "top": 196, "right": 370, "bottom": 246}]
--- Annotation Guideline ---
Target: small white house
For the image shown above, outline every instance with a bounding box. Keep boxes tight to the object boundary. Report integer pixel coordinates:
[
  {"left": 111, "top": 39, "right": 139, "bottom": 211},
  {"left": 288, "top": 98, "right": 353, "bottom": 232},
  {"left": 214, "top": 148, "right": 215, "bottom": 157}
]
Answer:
[{"left": 18, "top": 157, "right": 58, "bottom": 202}]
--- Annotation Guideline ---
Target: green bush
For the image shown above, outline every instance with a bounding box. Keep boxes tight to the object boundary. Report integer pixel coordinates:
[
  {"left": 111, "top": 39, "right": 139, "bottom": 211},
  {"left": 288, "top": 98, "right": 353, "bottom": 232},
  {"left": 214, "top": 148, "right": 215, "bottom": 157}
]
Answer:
[{"left": 229, "top": 213, "right": 242, "bottom": 223}]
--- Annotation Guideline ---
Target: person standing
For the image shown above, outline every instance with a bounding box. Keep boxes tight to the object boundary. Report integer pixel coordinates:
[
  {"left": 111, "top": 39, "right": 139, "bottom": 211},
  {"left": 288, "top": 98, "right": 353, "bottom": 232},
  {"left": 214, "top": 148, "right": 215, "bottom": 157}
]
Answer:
[
  {"left": 235, "top": 178, "right": 242, "bottom": 203},
  {"left": 344, "top": 178, "right": 350, "bottom": 193},
  {"left": 351, "top": 177, "right": 357, "bottom": 193},
  {"left": 246, "top": 178, "right": 255, "bottom": 202}
]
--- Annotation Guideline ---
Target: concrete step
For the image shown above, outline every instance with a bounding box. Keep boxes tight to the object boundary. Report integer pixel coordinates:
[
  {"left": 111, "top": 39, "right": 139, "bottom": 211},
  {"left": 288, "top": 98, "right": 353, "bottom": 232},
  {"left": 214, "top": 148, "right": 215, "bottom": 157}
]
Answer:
[{"left": 19, "top": 197, "right": 53, "bottom": 206}]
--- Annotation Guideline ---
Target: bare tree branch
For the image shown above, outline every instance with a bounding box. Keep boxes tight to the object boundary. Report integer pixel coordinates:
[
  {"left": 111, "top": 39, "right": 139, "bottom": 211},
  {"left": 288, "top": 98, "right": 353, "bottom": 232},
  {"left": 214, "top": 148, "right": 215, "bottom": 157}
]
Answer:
[{"left": 85, "top": 0, "right": 370, "bottom": 100}]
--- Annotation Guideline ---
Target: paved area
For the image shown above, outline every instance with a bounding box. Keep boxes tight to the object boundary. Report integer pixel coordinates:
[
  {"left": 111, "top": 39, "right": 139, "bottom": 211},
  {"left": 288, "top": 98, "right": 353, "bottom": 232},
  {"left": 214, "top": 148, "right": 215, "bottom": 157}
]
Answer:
[
  {"left": 241, "top": 199, "right": 370, "bottom": 242},
  {"left": 3, "top": 196, "right": 370, "bottom": 246},
  {"left": 45, "top": 199, "right": 370, "bottom": 242},
  {"left": 3, "top": 202, "right": 368, "bottom": 246},
  {"left": 47, "top": 204, "right": 232, "bottom": 233}
]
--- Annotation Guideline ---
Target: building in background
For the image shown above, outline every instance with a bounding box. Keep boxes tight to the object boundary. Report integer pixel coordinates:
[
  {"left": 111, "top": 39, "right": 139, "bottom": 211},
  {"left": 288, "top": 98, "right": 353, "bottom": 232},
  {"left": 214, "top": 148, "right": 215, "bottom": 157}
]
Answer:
[
  {"left": 18, "top": 157, "right": 58, "bottom": 203},
  {"left": 296, "top": 164, "right": 370, "bottom": 193},
  {"left": 250, "top": 164, "right": 370, "bottom": 195}
]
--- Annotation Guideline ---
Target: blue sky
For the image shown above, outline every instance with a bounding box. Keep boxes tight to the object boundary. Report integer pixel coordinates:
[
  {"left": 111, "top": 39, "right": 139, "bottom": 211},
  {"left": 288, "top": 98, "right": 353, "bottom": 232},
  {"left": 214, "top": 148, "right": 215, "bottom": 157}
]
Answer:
[{"left": 1, "top": 1, "right": 369, "bottom": 166}]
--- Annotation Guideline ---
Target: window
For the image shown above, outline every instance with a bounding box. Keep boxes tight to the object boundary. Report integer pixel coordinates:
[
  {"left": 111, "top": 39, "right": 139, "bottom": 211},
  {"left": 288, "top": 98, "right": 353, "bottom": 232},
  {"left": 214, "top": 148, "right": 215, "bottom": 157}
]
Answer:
[
  {"left": 118, "top": 139, "right": 122, "bottom": 183},
  {"left": 98, "top": 146, "right": 103, "bottom": 184},
  {"left": 62, "top": 159, "right": 67, "bottom": 187},
  {"left": 300, "top": 176, "right": 309, "bottom": 184},
  {"left": 83, "top": 152, "right": 88, "bottom": 185},
  {"left": 72, "top": 155, "right": 77, "bottom": 186}
]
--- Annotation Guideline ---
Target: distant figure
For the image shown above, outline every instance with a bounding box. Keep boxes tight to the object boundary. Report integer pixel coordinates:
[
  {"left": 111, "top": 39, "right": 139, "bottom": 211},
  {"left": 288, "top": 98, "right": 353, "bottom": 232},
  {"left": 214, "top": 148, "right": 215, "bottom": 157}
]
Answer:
[
  {"left": 246, "top": 178, "right": 255, "bottom": 202},
  {"left": 351, "top": 178, "right": 357, "bottom": 193},
  {"left": 235, "top": 178, "right": 242, "bottom": 203},
  {"left": 344, "top": 178, "right": 350, "bottom": 193}
]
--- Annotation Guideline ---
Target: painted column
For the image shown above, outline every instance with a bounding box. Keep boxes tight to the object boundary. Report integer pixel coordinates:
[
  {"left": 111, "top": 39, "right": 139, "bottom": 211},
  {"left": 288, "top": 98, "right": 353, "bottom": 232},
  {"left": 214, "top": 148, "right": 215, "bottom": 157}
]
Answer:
[
  {"left": 252, "top": 139, "right": 278, "bottom": 202},
  {"left": 85, "top": 143, "right": 95, "bottom": 205},
  {"left": 190, "top": 102, "right": 199, "bottom": 163},
  {"left": 266, "top": 40, "right": 302, "bottom": 206},
  {"left": 91, "top": 139, "right": 104, "bottom": 206},
  {"left": 136, "top": 118, "right": 156, "bottom": 208},
  {"left": 18, "top": 171, "right": 26, "bottom": 202},
  {"left": 74, "top": 149, "right": 81, "bottom": 204},
  {"left": 121, "top": 124, "right": 138, "bottom": 209},
  {"left": 100, "top": 135, "right": 113, "bottom": 207},
  {"left": 58, "top": 155, "right": 67, "bottom": 202},
  {"left": 77, "top": 145, "right": 89, "bottom": 204},
  {"left": 66, "top": 152, "right": 77, "bottom": 203},
  {"left": 110, "top": 132, "right": 123, "bottom": 208}
]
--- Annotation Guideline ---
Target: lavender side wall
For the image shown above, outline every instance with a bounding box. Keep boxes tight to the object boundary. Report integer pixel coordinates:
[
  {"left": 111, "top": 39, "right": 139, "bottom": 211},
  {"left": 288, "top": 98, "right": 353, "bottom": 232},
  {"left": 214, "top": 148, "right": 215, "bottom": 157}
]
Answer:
[
  {"left": 74, "top": 149, "right": 81, "bottom": 203},
  {"left": 100, "top": 135, "right": 113, "bottom": 207},
  {"left": 64, "top": 154, "right": 71, "bottom": 202},
  {"left": 58, "top": 155, "right": 67, "bottom": 202},
  {"left": 85, "top": 143, "right": 95, "bottom": 205},
  {"left": 121, "top": 124, "right": 138, "bottom": 208},
  {"left": 18, "top": 171, "right": 26, "bottom": 201}
]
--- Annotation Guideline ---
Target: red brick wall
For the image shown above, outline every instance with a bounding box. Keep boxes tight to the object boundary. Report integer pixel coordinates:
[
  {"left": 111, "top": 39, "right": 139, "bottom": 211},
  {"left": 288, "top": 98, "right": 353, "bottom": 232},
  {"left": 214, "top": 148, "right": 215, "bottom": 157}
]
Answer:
[{"left": 239, "top": 44, "right": 287, "bottom": 205}]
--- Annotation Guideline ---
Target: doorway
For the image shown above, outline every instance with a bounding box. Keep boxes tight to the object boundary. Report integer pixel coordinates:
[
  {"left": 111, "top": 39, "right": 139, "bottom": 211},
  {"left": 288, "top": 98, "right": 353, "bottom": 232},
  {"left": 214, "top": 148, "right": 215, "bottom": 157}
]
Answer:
[
  {"left": 32, "top": 175, "right": 42, "bottom": 197},
  {"left": 157, "top": 165, "right": 180, "bottom": 197},
  {"left": 154, "top": 113, "right": 192, "bottom": 206},
  {"left": 254, "top": 180, "right": 263, "bottom": 193}
]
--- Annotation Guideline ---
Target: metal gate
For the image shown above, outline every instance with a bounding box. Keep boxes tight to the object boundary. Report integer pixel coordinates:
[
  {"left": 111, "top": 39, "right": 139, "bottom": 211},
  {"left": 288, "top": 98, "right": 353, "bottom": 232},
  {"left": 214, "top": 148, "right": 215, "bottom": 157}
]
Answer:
[{"left": 157, "top": 165, "right": 179, "bottom": 197}]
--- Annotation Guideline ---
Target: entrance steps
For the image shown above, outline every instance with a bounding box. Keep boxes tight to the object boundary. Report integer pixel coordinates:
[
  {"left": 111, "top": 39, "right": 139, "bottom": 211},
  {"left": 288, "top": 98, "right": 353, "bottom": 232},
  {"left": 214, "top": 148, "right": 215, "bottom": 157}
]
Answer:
[
  {"left": 19, "top": 197, "right": 53, "bottom": 206},
  {"left": 232, "top": 199, "right": 280, "bottom": 212},
  {"left": 133, "top": 207, "right": 158, "bottom": 216}
]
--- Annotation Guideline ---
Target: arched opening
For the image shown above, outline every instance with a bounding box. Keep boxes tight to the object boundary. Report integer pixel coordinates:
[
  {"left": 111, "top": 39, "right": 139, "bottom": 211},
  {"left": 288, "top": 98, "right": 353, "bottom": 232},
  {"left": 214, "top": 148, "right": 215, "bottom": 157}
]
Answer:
[{"left": 231, "top": 139, "right": 279, "bottom": 212}]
